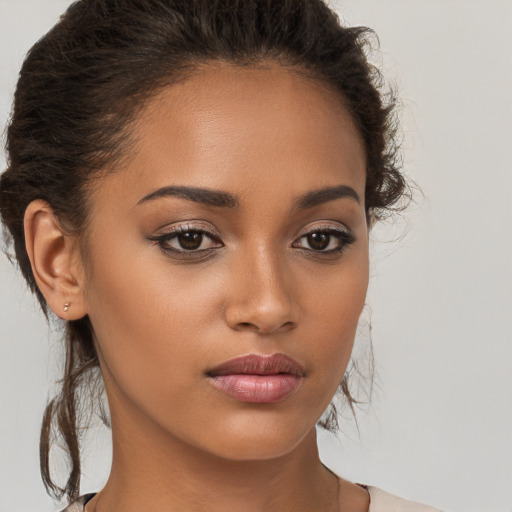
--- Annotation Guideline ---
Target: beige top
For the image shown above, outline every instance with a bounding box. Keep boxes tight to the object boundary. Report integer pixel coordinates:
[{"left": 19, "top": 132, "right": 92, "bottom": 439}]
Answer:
[
  {"left": 60, "top": 487, "right": 443, "bottom": 511},
  {"left": 367, "top": 487, "right": 443, "bottom": 511}
]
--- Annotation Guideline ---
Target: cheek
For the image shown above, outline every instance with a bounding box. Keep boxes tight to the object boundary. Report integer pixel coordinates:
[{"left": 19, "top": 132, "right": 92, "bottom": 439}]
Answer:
[
  {"left": 300, "top": 248, "right": 369, "bottom": 386},
  {"left": 82, "top": 235, "right": 226, "bottom": 406}
]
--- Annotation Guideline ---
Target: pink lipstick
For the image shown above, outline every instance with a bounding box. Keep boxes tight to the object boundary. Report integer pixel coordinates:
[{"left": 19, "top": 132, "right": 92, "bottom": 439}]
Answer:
[{"left": 207, "top": 353, "right": 305, "bottom": 403}]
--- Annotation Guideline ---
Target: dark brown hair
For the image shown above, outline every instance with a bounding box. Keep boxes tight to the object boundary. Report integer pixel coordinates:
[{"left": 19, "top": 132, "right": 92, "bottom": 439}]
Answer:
[{"left": 0, "top": 0, "right": 406, "bottom": 502}]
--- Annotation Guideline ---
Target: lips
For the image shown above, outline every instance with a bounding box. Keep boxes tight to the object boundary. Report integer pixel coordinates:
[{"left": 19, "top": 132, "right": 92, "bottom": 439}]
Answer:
[{"left": 207, "top": 353, "right": 305, "bottom": 403}]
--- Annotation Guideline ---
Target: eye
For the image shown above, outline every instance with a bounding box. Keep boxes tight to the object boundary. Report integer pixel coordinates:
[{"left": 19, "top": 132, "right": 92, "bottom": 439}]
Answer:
[
  {"left": 293, "top": 226, "right": 355, "bottom": 253},
  {"left": 166, "top": 230, "right": 213, "bottom": 251},
  {"left": 148, "top": 224, "right": 223, "bottom": 256}
]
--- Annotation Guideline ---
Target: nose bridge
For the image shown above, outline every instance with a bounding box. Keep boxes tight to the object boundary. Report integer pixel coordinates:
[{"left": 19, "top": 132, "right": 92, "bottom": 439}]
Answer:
[
  {"left": 225, "top": 239, "right": 297, "bottom": 333},
  {"left": 251, "top": 242, "right": 289, "bottom": 303}
]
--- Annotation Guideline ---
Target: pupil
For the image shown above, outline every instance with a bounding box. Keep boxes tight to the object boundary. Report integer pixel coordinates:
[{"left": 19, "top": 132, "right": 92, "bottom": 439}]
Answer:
[
  {"left": 178, "top": 232, "right": 203, "bottom": 250},
  {"left": 308, "top": 232, "right": 330, "bottom": 250}
]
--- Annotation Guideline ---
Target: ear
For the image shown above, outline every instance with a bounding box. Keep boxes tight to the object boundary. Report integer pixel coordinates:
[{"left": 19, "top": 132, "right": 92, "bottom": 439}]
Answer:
[{"left": 24, "top": 199, "right": 88, "bottom": 320}]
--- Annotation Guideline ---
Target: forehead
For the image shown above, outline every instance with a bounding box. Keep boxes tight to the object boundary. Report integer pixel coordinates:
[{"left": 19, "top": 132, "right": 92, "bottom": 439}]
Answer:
[{"left": 94, "top": 63, "right": 366, "bottom": 210}]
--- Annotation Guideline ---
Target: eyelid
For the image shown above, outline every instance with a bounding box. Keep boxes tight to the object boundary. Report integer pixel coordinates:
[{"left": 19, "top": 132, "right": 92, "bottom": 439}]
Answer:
[
  {"left": 296, "top": 221, "right": 352, "bottom": 238},
  {"left": 292, "top": 221, "right": 356, "bottom": 253},
  {"left": 147, "top": 219, "right": 355, "bottom": 258},
  {"left": 147, "top": 221, "right": 224, "bottom": 257},
  {"left": 148, "top": 219, "right": 221, "bottom": 241}
]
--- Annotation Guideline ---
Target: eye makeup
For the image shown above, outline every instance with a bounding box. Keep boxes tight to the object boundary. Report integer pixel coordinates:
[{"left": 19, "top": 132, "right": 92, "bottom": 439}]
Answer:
[
  {"left": 146, "top": 218, "right": 356, "bottom": 262},
  {"left": 293, "top": 224, "right": 356, "bottom": 254},
  {"left": 147, "top": 222, "right": 223, "bottom": 259}
]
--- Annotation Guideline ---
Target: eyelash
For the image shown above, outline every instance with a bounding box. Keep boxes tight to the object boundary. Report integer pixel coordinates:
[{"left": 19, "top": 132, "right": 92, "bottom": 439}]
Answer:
[
  {"left": 148, "top": 223, "right": 355, "bottom": 259},
  {"left": 147, "top": 225, "right": 223, "bottom": 259},
  {"left": 292, "top": 225, "right": 356, "bottom": 255}
]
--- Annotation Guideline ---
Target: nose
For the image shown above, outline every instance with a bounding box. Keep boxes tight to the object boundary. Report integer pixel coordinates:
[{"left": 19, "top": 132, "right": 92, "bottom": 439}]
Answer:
[{"left": 224, "top": 247, "right": 298, "bottom": 335}]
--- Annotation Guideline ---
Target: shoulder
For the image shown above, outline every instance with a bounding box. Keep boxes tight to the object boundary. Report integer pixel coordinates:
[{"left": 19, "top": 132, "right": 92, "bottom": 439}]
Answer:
[
  {"left": 59, "top": 493, "right": 96, "bottom": 512},
  {"left": 366, "top": 486, "right": 444, "bottom": 512}
]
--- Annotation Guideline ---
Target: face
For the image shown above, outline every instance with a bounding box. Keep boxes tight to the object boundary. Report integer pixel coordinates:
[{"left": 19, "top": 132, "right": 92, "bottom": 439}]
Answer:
[{"left": 81, "top": 64, "right": 369, "bottom": 460}]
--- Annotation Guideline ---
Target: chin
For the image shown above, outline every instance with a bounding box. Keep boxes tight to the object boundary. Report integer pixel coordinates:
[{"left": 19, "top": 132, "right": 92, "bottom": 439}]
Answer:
[
  {"left": 205, "top": 434, "right": 309, "bottom": 462},
  {"left": 187, "top": 410, "right": 318, "bottom": 462}
]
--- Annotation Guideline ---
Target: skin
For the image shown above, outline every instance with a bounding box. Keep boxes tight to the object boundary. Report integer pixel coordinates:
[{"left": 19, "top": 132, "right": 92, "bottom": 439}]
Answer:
[{"left": 25, "top": 64, "right": 371, "bottom": 512}]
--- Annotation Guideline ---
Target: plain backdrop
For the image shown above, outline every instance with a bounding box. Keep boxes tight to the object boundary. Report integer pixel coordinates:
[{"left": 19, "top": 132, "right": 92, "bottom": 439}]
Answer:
[{"left": 1, "top": 1, "right": 511, "bottom": 511}]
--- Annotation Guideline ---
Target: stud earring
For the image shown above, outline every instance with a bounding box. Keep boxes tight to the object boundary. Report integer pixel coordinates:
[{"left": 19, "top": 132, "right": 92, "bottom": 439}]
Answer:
[{"left": 63, "top": 302, "right": 71, "bottom": 313}]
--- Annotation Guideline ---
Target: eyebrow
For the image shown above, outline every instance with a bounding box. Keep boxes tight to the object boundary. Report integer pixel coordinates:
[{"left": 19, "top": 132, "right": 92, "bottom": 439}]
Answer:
[
  {"left": 137, "top": 186, "right": 239, "bottom": 208},
  {"left": 294, "top": 185, "right": 360, "bottom": 210},
  {"left": 137, "top": 184, "right": 360, "bottom": 210}
]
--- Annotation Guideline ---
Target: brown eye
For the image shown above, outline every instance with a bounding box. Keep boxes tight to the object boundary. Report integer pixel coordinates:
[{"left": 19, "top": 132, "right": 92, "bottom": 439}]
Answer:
[
  {"left": 149, "top": 226, "right": 223, "bottom": 256},
  {"left": 293, "top": 226, "right": 355, "bottom": 254},
  {"left": 177, "top": 231, "right": 204, "bottom": 250},
  {"left": 306, "top": 232, "right": 330, "bottom": 251}
]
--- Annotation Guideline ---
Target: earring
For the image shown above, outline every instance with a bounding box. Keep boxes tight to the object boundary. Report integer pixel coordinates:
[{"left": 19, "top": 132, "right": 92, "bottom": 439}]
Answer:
[{"left": 63, "top": 302, "right": 71, "bottom": 313}]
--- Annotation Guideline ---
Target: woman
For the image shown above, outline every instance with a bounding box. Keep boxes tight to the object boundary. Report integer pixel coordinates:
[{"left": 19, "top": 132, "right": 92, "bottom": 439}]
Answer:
[{"left": 0, "top": 1, "right": 442, "bottom": 511}]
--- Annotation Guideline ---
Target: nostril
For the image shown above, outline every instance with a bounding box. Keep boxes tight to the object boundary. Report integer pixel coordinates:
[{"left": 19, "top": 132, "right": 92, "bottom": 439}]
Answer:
[
  {"left": 234, "top": 320, "right": 297, "bottom": 334},
  {"left": 237, "top": 322, "right": 258, "bottom": 331}
]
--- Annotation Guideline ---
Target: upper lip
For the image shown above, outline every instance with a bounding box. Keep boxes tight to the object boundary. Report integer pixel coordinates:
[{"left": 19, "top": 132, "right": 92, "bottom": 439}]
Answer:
[{"left": 207, "top": 353, "right": 305, "bottom": 378}]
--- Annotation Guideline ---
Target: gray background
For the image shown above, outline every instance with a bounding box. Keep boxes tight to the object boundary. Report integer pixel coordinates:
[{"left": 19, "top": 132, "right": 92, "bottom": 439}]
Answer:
[{"left": 1, "top": 1, "right": 511, "bottom": 511}]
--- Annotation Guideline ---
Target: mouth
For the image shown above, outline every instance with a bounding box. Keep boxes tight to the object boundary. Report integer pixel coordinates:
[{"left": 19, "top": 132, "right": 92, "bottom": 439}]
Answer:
[{"left": 206, "top": 353, "right": 305, "bottom": 403}]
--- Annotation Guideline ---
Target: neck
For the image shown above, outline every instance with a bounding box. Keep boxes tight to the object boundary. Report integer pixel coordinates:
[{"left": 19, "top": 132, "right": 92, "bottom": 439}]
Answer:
[{"left": 89, "top": 403, "right": 339, "bottom": 512}]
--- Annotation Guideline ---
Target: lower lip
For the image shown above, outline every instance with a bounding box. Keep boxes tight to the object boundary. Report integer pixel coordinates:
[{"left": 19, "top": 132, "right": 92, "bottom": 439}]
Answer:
[{"left": 209, "top": 374, "right": 303, "bottom": 403}]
